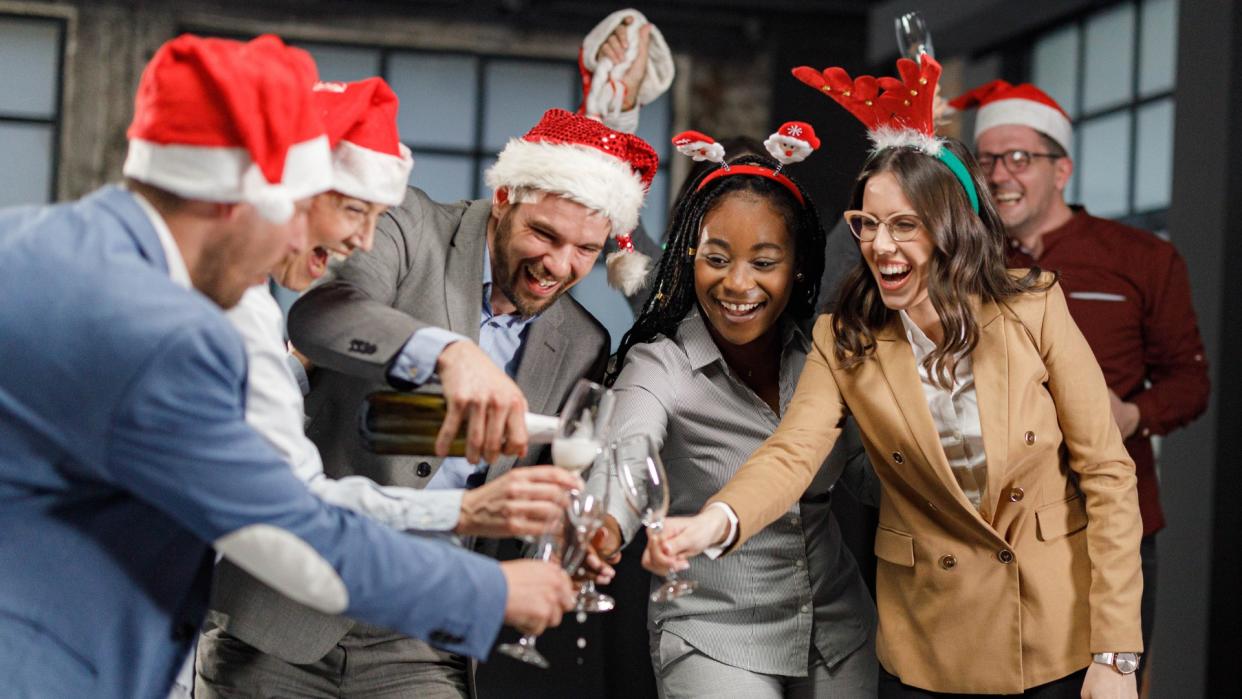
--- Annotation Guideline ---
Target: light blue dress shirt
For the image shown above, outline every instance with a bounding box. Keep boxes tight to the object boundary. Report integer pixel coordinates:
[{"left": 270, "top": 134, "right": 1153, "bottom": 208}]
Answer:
[{"left": 388, "top": 244, "right": 538, "bottom": 489}]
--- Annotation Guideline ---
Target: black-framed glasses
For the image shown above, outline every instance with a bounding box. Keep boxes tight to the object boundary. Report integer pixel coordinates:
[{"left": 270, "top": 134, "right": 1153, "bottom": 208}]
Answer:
[
  {"left": 843, "top": 210, "right": 924, "bottom": 243},
  {"left": 976, "top": 149, "right": 1061, "bottom": 175}
]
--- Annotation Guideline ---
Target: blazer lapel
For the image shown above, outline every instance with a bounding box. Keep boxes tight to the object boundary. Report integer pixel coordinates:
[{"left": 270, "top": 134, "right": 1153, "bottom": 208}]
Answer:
[
  {"left": 873, "top": 317, "right": 986, "bottom": 522},
  {"left": 443, "top": 200, "right": 489, "bottom": 338},
  {"left": 972, "top": 302, "right": 1010, "bottom": 521}
]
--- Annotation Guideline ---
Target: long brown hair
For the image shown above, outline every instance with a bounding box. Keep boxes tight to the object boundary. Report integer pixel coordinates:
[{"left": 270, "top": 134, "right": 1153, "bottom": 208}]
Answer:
[{"left": 831, "top": 138, "right": 1050, "bottom": 387}]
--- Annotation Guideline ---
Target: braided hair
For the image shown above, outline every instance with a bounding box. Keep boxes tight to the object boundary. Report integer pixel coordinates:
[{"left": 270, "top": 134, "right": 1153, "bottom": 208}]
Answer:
[{"left": 608, "top": 154, "right": 826, "bottom": 385}]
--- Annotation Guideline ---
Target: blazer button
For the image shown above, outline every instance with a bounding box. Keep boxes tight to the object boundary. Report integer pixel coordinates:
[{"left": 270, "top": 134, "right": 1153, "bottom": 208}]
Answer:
[
  {"left": 1008, "top": 487, "right": 1025, "bottom": 502},
  {"left": 416, "top": 461, "right": 432, "bottom": 478},
  {"left": 998, "top": 549, "right": 1015, "bottom": 564},
  {"left": 926, "top": 500, "right": 938, "bottom": 512},
  {"left": 1024, "top": 431, "right": 1036, "bottom": 446},
  {"left": 939, "top": 554, "right": 957, "bottom": 570},
  {"left": 891, "top": 451, "right": 905, "bottom": 464}
]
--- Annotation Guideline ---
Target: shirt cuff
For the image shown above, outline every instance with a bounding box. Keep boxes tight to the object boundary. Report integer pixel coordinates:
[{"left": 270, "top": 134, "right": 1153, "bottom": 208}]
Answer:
[
  {"left": 285, "top": 352, "right": 312, "bottom": 396},
  {"left": 402, "top": 488, "right": 466, "bottom": 532},
  {"left": 703, "top": 501, "right": 739, "bottom": 560},
  {"left": 389, "top": 327, "right": 470, "bottom": 386}
]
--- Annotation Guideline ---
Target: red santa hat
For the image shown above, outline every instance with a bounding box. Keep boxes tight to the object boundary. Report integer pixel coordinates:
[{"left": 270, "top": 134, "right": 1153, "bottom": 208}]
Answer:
[
  {"left": 484, "top": 108, "right": 659, "bottom": 295},
  {"left": 123, "top": 34, "right": 333, "bottom": 223},
  {"left": 313, "top": 78, "right": 414, "bottom": 207},
  {"left": 949, "top": 80, "right": 1073, "bottom": 154}
]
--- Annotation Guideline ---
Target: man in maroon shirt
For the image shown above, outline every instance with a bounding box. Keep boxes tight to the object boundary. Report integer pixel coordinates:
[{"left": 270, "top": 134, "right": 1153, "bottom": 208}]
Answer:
[{"left": 953, "top": 81, "right": 1210, "bottom": 681}]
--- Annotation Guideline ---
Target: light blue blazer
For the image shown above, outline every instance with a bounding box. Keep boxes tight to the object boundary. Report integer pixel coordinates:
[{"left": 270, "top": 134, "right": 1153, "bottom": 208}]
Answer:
[{"left": 0, "top": 187, "right": 507, "bottom": 699}]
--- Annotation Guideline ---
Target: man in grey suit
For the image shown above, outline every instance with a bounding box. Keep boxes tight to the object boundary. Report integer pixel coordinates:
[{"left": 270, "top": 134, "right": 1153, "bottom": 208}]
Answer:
[{"left": 199, "top": 108, "right": 659, "bottom": 697}]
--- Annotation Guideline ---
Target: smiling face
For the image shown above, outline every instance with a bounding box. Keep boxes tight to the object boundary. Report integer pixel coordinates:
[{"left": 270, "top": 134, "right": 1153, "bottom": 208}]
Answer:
[
  {"left": 488, "top": 189, "right": 610, "bottom": 318},
  {"left": 694, "top": 193, "right": 796, "bottom": 347},
  {"left": 272, "top": 191, "right": 387, "bottom": 292},
  {"left": 975, "top": 124, "right": 1072, "bottom": 241},
  {"left": 196, "top": 197, "right": 312, "bottom": 309},
  {"left": 858, "top": 171, "right": 935, "bottom": 315}
]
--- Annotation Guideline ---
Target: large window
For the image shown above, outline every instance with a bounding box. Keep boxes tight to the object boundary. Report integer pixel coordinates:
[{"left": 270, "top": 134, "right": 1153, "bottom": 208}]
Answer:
[
  {"left": 1029, "top": 0, "right": 1177, "bottom": 229},
  {"left": 299, "top": 41, "right": 673, "bottom": 348},
  {"left": 0, "top": 14, "right": 65, "bottom": 207}
]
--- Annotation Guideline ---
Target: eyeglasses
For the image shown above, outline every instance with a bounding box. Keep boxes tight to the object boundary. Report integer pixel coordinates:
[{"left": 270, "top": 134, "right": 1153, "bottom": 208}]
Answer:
[
  {"left": 843, "top": 210, "right": 924, "bottom": 242},
  {"left": 976, "top": 149, "right": 1061, "bottom": 175}
]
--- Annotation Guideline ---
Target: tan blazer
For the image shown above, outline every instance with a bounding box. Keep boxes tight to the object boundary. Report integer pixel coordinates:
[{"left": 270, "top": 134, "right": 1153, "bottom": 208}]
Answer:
[{"left": 708, "top": 278, "right": 1142, "bottom": 694}]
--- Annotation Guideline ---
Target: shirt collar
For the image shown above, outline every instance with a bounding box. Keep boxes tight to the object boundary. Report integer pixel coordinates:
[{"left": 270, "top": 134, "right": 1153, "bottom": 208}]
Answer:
[
  {"left": 679, "top": 306, "right": 809, "bottom": 372},
  {"left": 898, "top": 309, "right": 937, "bottom": 358},
  {"left": 128, "top": 187, "right": 191, "bottom": 289}
]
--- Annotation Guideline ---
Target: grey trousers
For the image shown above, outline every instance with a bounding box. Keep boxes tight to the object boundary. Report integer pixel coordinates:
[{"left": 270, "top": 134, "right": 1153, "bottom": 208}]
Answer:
[
  {"left": 195, "top": 622, "right": 467, "bottom": 699},
  {"left": 649, "top": 628, "right": 878, "bottom": 699}
]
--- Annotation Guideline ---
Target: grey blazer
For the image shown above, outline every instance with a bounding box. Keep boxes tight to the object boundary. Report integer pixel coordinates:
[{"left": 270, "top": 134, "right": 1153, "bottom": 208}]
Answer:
[{"left": 207, "top": 187, "right": 610, "bottom": 664}]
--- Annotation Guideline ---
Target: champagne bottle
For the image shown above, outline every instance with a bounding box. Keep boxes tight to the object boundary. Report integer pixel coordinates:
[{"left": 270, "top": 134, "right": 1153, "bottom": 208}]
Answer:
[{"left": 359, "top": 391, "right": 560, "bottom": 456}]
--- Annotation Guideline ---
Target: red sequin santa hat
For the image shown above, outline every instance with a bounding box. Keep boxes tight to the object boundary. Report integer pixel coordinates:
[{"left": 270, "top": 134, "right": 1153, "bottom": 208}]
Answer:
[
  {"left": 313, "top": 78, "right": 414, "bottom": 207},
  {"left": 949, "top": 80, "right": 1073, "bottom": 153},
  {"left": 123, "top": 34, "right": 333, "bottom": 223},
  {"left": 485, "top": 108, "right": 659, "bottom": 295}
]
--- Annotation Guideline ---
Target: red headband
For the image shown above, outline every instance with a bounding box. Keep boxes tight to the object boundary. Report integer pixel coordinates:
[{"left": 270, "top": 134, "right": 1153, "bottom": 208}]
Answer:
[{"left": 696, "top": 164, "right": 805, "bottom": 205}]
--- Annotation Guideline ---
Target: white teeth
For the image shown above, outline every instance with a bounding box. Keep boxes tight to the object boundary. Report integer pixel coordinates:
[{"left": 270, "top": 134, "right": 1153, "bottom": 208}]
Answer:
[
  {"left": 879, "top": 263, "right": 909, "bottom": 275},
  {"left": 995, "top": 192, "right": 1021, "bottom": 202},
  {"left": 720, "top": 301, "right": 760, "bottom": 313},
  {"left": 527, "top": 266, "right": 557, "bottom": 288}
]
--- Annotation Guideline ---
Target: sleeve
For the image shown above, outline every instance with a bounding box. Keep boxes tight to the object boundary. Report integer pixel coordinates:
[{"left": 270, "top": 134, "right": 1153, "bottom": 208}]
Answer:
[
  {"left": 287, "top": 205, "right": 435, "bottom": 385},
  {"left": 389, "top": 327, "right": 470, "bottom": 386},
  {"left": 588, "top": 341, "right": 673, "bottom": 546},
  {"left": 1128, "top": 247, "right": 1211, "bottom": 437},
  {"left": 706, "top": 315, "right": 848, "bottom": 552},
  {"left": 1039, "top": 283, "right": 1144, "bottom": 652},
  {"left": 107, "top": 323, "right": 506, "bottom": 659}
]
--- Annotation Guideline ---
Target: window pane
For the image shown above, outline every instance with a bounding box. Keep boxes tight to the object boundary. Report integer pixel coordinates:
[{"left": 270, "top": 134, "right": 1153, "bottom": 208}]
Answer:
[
  {"left": 569, "top": 264, "right": 634, "bottom": 353},
  {"left": 1083, "top": 3, "right": 1136, "bottom": 113},
  {"left": 388, "top": 53, "right": 478, "bottom": 150},
  {"left": 1134, "top": 99, "right": 1174, "bottom": 211},
  {"left": 298, "top": 43, "right": 381, "bottom": 82},
  {"left": 640, "top": 168, "right": 670, "bottom": 242},
  {"left": 1140, "top": 0, "right": 1178, "bottom": 96},
  {"left": 1032, "top": 25, "right": 1080, "bottom": 118},
  {"left": 636, "top": 92, "right": 672, "bottom": 162},
  {"left": 0, "top": 17, "right": 61, "bottom": 119},
  {"left": 482, "top": 61, "right": 576, "bottom": 151},
  {"left": 1078, "top": 112, "right": 1132, "bottom": 218},
  {"left": 476, "top": 156, "right": 497, "bottom": 201},
  {"left": 0, "top": 122, "right": 54, "bottom": 206},
  {"left": 409, "top": 152, "right": 473, "bottom": 204}
]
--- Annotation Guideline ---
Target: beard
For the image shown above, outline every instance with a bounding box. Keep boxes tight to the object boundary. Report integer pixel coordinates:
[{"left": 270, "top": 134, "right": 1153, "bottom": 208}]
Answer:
[{"left": 490, "top": 210, "right": 574, "bottom": 318}]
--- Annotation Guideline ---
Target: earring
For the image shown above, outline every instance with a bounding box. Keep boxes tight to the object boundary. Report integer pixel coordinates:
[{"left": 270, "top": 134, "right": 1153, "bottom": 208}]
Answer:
[{"left": 687, "top": 247, "right": 696, "bottom": 257}]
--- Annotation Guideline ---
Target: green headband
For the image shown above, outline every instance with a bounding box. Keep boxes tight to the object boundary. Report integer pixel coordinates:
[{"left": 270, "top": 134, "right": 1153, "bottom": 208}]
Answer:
[{"left": 935, "top": 148, "right": 980, "bottom": 214}]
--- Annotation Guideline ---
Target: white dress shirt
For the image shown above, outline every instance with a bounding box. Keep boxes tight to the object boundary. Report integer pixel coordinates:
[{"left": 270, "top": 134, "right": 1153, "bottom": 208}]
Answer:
[
  {"left": 898, "top": 310, "right": 988, "bottom": 510},
  {"left": 226, "top": 285, "right": 465, "bottom": 532}
]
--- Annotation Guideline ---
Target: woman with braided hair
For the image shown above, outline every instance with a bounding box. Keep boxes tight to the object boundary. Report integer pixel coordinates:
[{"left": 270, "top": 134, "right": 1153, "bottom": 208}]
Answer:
[{"left": 588, "top": 137, "right": 880, "bottom": 697}]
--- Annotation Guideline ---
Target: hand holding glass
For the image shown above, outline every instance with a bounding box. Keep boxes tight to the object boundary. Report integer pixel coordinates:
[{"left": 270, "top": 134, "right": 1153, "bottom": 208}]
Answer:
[{"left": 613, "top": 433, "right": 696, "bottom": 602}]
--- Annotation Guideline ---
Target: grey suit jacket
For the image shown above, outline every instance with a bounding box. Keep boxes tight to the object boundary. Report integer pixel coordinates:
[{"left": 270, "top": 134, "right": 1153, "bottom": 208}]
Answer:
[{"left": 208, "top": 187, "right": 610, "bottom": 664}]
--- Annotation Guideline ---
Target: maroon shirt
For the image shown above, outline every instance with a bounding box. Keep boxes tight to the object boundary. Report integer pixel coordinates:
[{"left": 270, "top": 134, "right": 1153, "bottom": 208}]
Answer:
[{"left": 1006, "top": 208, "right": 1209, "bottom": 535}]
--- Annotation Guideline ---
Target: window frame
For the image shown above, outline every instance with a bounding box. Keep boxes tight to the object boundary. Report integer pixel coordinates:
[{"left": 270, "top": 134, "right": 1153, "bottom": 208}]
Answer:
[{"left": 0, "top": 11, "right": 68, "bottom": 204}]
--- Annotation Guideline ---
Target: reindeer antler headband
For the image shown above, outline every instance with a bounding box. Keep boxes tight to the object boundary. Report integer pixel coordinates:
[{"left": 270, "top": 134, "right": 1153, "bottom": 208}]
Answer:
[
  {"left": 671, "top": 121, "right": 821, "bottom": 206},
  {"left": 792, "top": 55, "right": 979, "bottom": 213}
]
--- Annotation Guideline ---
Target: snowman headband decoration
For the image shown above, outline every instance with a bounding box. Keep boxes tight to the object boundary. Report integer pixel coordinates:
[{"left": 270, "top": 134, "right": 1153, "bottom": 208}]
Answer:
[
  {"left": 671, "top": 121, "right": 821, "bottom": 206},
  {"left": 791, "top": 55, "right": 979, "bottom": 214}
]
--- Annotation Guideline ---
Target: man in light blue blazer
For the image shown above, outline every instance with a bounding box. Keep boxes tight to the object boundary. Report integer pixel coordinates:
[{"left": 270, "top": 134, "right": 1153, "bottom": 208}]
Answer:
[{"left": 0, "top": 34, "right": 572, "bottom": 699}]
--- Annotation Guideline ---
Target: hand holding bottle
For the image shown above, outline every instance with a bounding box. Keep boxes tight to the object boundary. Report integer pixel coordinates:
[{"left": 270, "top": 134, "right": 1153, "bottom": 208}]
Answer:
[{"left": 435, "top": 340, "right": 530, "bottom": 464}]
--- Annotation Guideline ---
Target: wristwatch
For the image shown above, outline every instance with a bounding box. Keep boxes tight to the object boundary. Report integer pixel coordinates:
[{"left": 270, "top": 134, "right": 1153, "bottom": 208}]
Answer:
[{"left": 1093, "top": 652, "right": 1141, "bottom": 675}]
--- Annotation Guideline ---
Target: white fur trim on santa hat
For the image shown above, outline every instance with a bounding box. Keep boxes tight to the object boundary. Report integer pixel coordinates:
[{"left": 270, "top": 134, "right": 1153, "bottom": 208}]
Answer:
[
  {"left": 123, "top": 134, "right": 333, "bottom": 223},
  {"left": 868, "top": 126, "right": 944, "bottom": 156},
  {"left": 484, "top": 138, "right": 645, "bottom": 237},
  {"left": 331, "top": 140, "right": 414, "bottom": 207},
  {"left": 974, "top": 98, "right": 1073, "bottom": 154}
]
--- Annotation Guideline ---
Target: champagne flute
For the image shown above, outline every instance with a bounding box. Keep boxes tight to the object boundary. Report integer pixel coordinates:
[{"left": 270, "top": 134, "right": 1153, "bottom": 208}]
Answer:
[
  {"left": 551, "top": 379, "right": 611, "bottom": 474},
  {"left": 894, "top": 11, "right": 935, "bottom": 61},
  {"left": 553, "top": 379, "right": 618, "bottom": 612},
  {"left": 612, "top": 433, "right": 696, "bottom": 602},
  {"left": 496, "top": 498, "right": 592, "bottom": 668},
  {"left": 574, "top": 451, "right": 616, "bottom": 613}
]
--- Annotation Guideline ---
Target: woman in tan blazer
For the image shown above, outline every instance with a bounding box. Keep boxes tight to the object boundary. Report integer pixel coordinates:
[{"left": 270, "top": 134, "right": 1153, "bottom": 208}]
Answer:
[{"left": 641, "top": 139, "right": 1143, "bottom": 698}]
